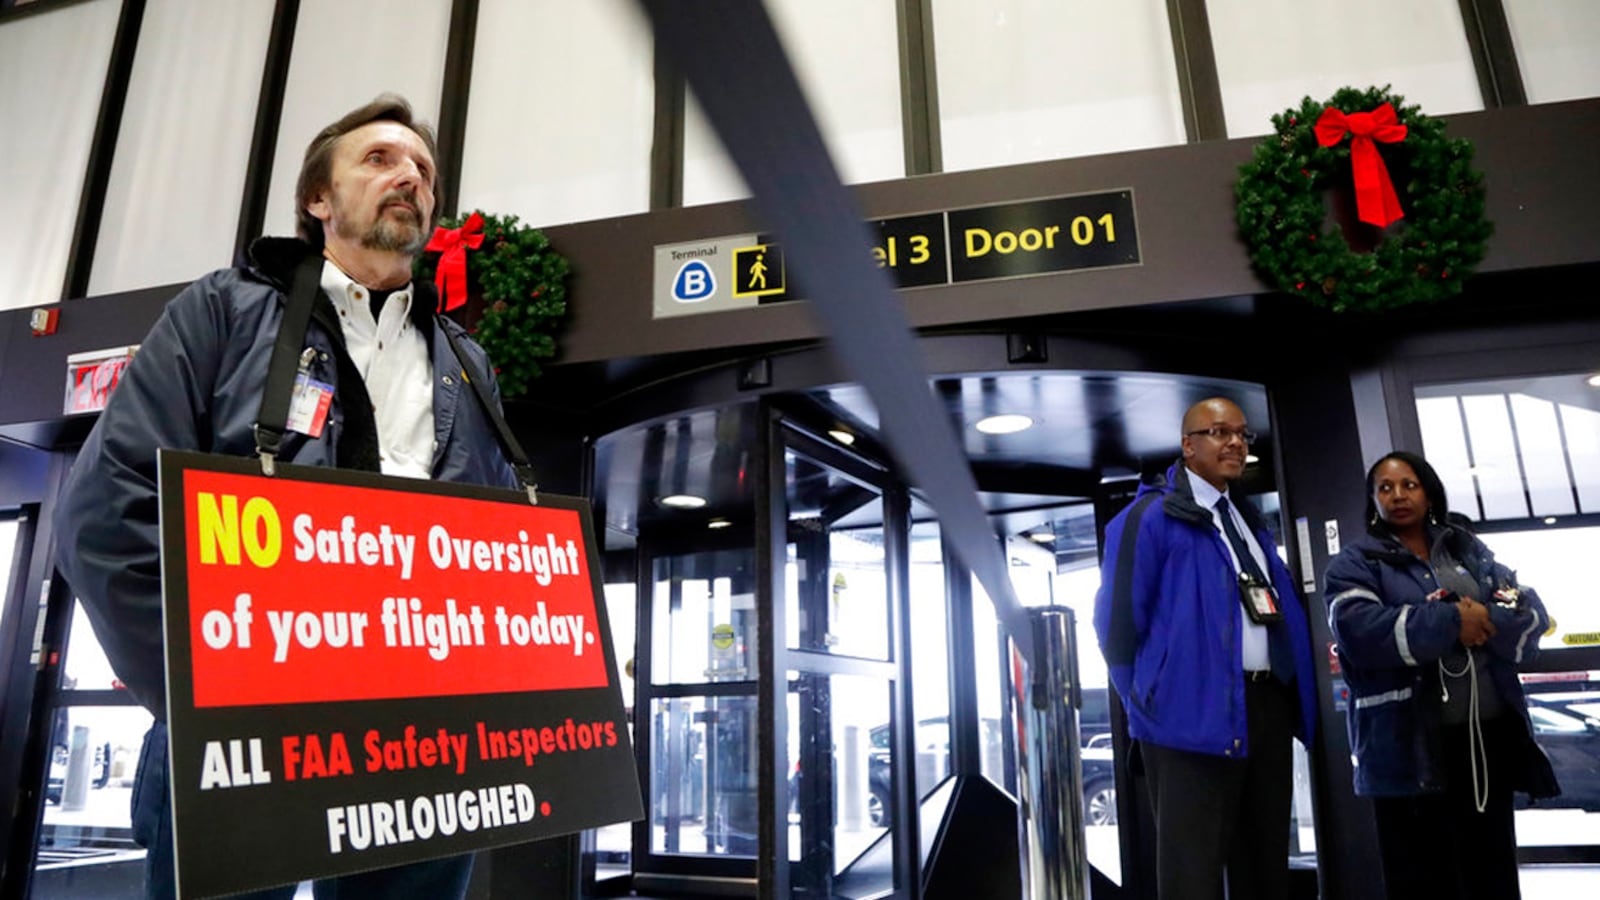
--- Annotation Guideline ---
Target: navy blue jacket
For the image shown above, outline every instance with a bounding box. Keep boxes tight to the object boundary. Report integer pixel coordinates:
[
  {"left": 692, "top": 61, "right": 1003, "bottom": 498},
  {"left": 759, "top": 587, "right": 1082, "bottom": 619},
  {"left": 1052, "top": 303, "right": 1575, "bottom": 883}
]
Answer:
[
  {"left": 1325, "top": 525, "right": 1559, "bottom": 798},
  {"left": 53, "top": 238, "right": 519, "bottom": 719},
  {"left": 1094, "top": 463, "right": 1318, "bottom": 758}
]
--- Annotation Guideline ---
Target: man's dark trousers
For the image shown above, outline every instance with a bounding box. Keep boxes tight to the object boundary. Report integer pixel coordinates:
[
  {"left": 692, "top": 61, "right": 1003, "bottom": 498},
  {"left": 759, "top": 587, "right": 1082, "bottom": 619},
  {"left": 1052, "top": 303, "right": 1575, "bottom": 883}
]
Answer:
[
  {"left": 132, "top": 724, "right": 474, "bottom": 900},
  {"left": 1141, "top": 677, "right": 1295, "bottom": 900}
]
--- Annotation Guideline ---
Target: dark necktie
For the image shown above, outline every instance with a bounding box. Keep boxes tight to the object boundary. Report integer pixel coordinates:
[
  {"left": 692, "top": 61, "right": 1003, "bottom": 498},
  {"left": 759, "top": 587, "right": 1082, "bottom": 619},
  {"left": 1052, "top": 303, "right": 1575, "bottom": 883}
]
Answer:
[{"left": 1216, "top": 496, "right": 1296, "bottom": 685}]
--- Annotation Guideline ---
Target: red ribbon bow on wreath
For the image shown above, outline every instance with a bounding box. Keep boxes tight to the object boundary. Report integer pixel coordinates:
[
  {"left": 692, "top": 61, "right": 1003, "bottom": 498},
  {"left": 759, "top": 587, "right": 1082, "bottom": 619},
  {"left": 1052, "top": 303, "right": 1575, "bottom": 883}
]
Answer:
[
  {"left": 1315, "top": 103, "right": 1408, "bottom": 228},
  {"left": 424, "top": 211, "right": 485, "bottom": 312}
]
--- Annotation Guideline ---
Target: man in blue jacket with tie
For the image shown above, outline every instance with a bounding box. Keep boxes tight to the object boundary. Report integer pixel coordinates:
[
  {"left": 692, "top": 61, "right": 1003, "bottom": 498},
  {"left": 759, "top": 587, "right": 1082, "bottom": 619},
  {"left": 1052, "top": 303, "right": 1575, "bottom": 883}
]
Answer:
[{"left": 1094, "top": 397, "right": 1317, "bottom": 900}]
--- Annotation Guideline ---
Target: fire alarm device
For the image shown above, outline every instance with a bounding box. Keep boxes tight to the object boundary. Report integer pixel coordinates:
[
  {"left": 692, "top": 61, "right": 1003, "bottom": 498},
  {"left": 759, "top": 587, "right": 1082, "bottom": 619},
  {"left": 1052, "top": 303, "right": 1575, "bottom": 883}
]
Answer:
[{"left": 30, "top": 308, "right": 59, "bottom": 336}]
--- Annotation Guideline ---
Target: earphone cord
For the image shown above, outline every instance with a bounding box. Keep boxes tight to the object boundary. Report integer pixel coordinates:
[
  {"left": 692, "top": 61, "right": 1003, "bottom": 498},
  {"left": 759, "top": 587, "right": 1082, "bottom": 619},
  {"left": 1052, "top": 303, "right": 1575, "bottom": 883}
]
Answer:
[{"left": 1438, "top": 653, "right": 1489, "bottom": 813}]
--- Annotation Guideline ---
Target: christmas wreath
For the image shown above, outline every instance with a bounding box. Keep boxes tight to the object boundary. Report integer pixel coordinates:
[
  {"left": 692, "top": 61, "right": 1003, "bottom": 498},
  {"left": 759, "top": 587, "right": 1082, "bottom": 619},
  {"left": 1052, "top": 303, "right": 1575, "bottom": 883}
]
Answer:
[
  {"left": 1235, "top": 86, "right": 1490, "bottom": 313},
  {"left": 416, "top": 210, "right": 571, "bottom": 399}
]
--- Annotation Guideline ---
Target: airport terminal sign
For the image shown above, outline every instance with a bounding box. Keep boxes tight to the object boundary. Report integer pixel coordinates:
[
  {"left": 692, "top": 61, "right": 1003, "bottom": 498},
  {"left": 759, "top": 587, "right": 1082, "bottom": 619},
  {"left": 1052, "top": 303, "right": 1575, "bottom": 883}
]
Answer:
[
  {"left": 158, "top": 451, "right": 640, "bottom": 898},
  {"left": 653, "top": 189, "right": 1139, "bottom": 318}
]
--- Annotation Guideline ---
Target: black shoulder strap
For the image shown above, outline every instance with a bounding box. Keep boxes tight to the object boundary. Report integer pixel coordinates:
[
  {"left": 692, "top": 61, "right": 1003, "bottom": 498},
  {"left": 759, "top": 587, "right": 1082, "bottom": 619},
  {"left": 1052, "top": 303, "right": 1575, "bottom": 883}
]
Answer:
[
  {"left": 437, "top": 321, "right": 540, "bottom": 504},
  {"left": 253, "top": 254, "right": 323, "bottom": 475},
  {"left": 1103, "top": 493, "right": 1162, "bottom": 668}
]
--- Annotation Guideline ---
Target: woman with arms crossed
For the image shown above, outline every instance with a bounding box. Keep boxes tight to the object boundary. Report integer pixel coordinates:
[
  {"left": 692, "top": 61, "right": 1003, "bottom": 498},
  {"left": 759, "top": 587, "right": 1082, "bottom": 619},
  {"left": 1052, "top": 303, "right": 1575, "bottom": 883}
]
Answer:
[{"left": 1325, "top": 451, "right": 1558, "bottom": 900}]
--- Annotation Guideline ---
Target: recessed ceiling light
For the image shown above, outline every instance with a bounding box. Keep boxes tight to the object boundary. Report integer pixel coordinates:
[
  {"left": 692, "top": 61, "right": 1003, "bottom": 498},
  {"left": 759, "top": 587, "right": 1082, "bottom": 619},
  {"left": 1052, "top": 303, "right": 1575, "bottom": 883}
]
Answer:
[
  {"left": 1245, "top": 454, "right": 1260, "bottom": 464},
  {"left": 708, "top": 518, "right": 732, "bottom": 529},
  {"left": 1587, "top": 374, "right": 1600, "bottom": 388},
  {"left": 659, "top": 494, "right": 707, "bottom": 509},
  {"left": 975, "top": 414, "right": 1034, "bottom": 435},
  {"left": 828, "top": 429, "right": 856, "bottom": 446},
  {"left": 1028, "top": 532, "right": 1055, "bottom": 544}
]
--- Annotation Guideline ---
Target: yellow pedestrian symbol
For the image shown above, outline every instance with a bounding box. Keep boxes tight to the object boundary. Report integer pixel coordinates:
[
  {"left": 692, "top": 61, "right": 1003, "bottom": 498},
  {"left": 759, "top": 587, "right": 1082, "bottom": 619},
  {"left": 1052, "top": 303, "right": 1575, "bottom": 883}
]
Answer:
[{"left": 733, "top": 243, "right": 785, "bottom": 298}]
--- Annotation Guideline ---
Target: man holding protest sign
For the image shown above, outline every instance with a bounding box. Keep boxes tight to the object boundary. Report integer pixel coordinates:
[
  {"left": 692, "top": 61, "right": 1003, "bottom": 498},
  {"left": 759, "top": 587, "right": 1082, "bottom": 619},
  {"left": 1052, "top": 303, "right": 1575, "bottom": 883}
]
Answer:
[{"left": 55, "top": 95, "right": 521, "bottom": 899}]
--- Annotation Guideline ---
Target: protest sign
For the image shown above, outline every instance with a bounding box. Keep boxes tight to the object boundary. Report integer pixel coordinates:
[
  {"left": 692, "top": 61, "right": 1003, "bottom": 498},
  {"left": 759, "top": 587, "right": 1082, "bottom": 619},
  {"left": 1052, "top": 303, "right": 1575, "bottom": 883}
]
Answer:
[{"left": 158, "top": 451, "right": 640, "bottom": 898}]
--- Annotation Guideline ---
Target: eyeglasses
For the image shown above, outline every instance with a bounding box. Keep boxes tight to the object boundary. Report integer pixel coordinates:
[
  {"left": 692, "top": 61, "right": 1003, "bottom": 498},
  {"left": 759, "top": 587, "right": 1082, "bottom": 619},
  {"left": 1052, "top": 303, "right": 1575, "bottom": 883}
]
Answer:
[{"left": 1185, "top": 426, "right": 1257, "bottom": 445}]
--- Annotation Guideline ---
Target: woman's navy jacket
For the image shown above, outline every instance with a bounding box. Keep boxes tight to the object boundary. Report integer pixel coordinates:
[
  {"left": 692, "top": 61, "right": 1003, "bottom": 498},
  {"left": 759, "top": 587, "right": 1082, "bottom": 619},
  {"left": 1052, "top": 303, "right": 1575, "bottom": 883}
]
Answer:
[{"left": 1325, "top": 525, "right": 1558, "bottom": 798}]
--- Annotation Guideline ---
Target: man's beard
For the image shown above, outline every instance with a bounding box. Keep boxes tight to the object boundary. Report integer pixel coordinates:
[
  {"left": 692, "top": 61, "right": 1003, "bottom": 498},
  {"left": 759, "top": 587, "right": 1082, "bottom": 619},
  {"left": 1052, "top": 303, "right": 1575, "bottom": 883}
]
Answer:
[{"left": 332, "top": 189, "right": 429, "bottom": 254}]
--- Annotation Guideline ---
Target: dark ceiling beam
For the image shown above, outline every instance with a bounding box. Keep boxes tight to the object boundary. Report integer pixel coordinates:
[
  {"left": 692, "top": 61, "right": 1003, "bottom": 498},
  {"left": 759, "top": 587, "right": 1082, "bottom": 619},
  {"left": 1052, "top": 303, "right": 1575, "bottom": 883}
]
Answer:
[
  {"left": 1457, "top": 0, "right": 1528, "bottom": 108},
  {"left": 434, "top": 0, "right": 479, "bottom": 219},
  {"left": 233, "top": 0, "right": 299, "bottom": 259},
  {"left": 1166, "top": 0, "right": 1227, "bottom": 141},
  {"left": 895, "top": 0, "right": 941, "bottom": 175},
  {"left": 61, "top": 0, "right": 144, "bottom": 299}
]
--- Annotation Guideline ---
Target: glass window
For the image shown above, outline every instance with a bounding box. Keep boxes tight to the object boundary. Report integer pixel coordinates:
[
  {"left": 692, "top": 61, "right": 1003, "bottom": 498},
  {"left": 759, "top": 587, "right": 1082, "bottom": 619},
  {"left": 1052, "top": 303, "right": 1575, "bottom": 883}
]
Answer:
[
  {"left": 650, "top": 549, "right": 758, "bottom": 685},
  {"left": 0, "top": 0, "right": 119, "bottom": 310},
  {"left": 88, "top": 0, "right": 275, "bottom": 295},
  {"left": 682, "top": 0, "right": 902, "bottom": 206},
  {"left": 932, "top": 0, "right": 1185, "bottom": 174},
  {"left": 1476, "top": 527, "right": 1600, "bottom": 651},
  {"left": 1513, "top": 671, "right": 1600, "bottom": 848},
  {"left": 1502, "top": 0, "right": 1600, "bottom": 104},
  {"left": 1208, "top": 0, "right": 1482, "bottom": 138},
  {"left": 1416, "top": 374, "right": 1600, "bottom": 521},
  {"left": 458, "top": 0, "right": 654, "bottom": 226},
  {"left": 260, "top": 0, "right": 452, "bottom": 241},
  {"left": 648, "top": 695, "right": 757, "bottom": 857}
]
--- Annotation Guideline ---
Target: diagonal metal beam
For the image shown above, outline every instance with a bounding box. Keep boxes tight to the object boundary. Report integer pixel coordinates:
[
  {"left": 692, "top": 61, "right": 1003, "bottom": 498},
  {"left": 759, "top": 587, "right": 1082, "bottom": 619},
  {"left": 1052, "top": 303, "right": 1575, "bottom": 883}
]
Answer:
[{"left": 636, "top": 0, "right": 1030, "bottom": 661}]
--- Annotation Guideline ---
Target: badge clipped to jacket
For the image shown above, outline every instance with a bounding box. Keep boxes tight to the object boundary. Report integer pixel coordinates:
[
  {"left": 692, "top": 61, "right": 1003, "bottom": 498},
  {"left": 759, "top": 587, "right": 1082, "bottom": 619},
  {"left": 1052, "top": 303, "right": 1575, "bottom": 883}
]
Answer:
[
  {"left": 285, "top": 348, "right": 331, "bottom": 438},
  {"left": 1239, "top": 572, "right": 1283, "bottom": 624}
]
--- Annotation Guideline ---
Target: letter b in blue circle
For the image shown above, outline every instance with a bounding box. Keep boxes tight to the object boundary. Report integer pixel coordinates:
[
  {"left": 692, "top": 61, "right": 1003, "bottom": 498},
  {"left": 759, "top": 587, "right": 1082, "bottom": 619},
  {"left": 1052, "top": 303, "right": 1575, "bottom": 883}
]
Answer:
[{"left": 673, "top": 260, "right": 716, "bottom": 303}]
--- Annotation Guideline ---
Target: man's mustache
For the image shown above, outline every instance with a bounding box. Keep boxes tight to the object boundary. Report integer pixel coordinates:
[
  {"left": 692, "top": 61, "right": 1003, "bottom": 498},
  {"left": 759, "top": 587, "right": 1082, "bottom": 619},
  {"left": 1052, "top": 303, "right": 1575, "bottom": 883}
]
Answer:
[{"left": 379, "top": 190, "right": 421, "bottom": 218}]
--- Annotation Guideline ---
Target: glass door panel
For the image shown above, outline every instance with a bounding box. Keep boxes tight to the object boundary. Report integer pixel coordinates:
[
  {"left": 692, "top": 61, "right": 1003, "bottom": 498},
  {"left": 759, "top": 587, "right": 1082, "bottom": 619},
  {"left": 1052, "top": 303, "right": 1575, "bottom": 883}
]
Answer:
[
  {"left": 634, "top": 542, "right": 763, "bottom": 886},
  {"left": 784, "top": 449, "right": 890, "bottom": 661},
  {"left": 651, "top": 550, "right": 758, "bottom": 686},
  {"left": 31, "top": 599, "right": 152, "bottom": 897},
  {"left": 647, "top": 695, "right": 758, "bottom": 857},
  {"left": 592, "top": 580, "right": 637, "bottom": 881},
  {"left": 782, "top": 439, "right": 902, "bottom": 899},
  {"left": 909, "top": 521, "right": 953, "bottom": 807}
]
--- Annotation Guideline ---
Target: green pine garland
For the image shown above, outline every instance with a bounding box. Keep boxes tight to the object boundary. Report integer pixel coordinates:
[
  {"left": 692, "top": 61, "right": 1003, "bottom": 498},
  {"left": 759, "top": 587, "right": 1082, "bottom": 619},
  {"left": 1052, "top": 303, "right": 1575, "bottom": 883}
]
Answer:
[
  {"left": 416, "top": 211, "right": 570, "bottom": 399},
  {"left": 1235, "top": 86, "right": 1490, "bottom": 313}
]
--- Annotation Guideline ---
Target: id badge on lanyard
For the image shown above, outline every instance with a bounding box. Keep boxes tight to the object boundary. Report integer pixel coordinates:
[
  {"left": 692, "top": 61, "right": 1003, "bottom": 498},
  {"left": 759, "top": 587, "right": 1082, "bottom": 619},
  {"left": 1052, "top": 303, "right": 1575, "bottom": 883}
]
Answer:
[{"left": 1239, "top": 573, "right": 1283, "bottom": 624}]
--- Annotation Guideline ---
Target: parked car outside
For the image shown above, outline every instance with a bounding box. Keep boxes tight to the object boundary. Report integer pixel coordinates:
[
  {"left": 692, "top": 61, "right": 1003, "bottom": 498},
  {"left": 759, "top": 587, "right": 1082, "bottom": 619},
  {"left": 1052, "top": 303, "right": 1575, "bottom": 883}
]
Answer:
[
  {"left": 864, "top": 696, "right": 1116, "bottom": 829},
  {"left": 1521, "top": 688, "right": 1600, "bottom": 812},
  {"left": 1081, "top": 743, "right": 1117, "bottom": 826}
]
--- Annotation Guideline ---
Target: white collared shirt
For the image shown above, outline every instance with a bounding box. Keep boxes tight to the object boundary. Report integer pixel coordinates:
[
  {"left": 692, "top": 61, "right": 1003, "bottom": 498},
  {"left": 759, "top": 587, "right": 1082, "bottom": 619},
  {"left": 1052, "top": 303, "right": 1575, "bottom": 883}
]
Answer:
[
  {"left": 320, "top": 261, "right": 435, "bottom": 479},
  {"left": 1186, "top": 467, "right": 1271, "bottom": 672}
]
